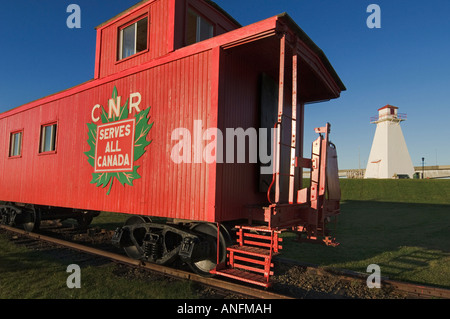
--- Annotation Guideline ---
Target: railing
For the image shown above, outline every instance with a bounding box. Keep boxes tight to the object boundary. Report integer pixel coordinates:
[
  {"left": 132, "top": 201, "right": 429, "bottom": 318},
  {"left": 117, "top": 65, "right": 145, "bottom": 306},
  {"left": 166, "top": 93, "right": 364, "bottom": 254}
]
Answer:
[{"left": 370, "top": 113, "right": 407, "bottom": 123}]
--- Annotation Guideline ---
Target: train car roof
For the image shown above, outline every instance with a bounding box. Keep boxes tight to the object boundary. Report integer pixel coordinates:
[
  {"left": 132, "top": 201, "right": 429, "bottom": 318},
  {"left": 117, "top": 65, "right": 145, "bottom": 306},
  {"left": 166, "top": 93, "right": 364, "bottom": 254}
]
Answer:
[{"left": 1, "top": 5, "right": 345, "bottom": 118}]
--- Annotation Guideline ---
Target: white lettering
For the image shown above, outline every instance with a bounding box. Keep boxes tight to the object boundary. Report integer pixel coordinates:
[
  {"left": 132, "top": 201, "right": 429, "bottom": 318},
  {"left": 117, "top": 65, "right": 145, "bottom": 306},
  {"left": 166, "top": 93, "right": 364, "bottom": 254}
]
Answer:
[
  {"left": 96, "top": 154, "right": 129, "bottom": 168},
  {"left": 171, "top": 128, "right": 192, "bottom": 164},
  {"left": 193, "top": 120, "right": 203, "bottom": 164},
  {"left": 226, "top": 127, "right": 257, "bottom": 164},
  {"left": 367, "top": 264, "right": 381, "bottom": 288},
  {"left": 66, "top": 264, "right": 81, "bottom": 288},
  {"left": 91, "top": 104, "right": 101, "bottom": 123},
  {"left": 221, "top": 303, "right": 271, "bottom": 314},
  {"left": 170, "top": 120, "right": 274, "bottom": 169},
  {"left": 91, "top": 93, "right": 142, "bottom": 122},
  {"left": 108, "top": 96, "right": 121, "bottom": 119},
  {"left": 98, "top": 123, "right": 132, "bottom": 141},
  {"left": 104, "top": 141, "right": 122, "bottom": 153},
  {"left": 203, "top": 128, "right": 223, "bottom": 164},
  {"left": 366, "top": 4, "right": 381, "bottom": 29},
  {"left": 177, "top": 303, "right": 211, "bottom": 316},
  {"left": 129, "top": 92, "right": 142, "bottom": 113},
  {"left": 66, "top": 4, "right": 81, "bottom": 29},
  {"left": 259, "top": 127, "right": 274, "bottom": 174}
]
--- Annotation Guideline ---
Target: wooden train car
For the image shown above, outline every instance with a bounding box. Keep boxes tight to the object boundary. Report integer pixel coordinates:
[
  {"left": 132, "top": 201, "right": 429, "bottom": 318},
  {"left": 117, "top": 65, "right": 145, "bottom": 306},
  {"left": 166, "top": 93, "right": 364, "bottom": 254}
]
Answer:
[{"left": 0, "top": 0, "right": 345, "bottom": 287}]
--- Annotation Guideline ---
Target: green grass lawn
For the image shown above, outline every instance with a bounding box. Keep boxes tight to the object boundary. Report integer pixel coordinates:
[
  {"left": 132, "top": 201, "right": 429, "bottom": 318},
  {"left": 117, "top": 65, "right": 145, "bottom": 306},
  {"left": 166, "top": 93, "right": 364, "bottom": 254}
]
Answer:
[
  {"left": 0, "top": 229, "right": 199, "bottom": 299},
  {"left": 282, "top": 179, "right": 450, "bottom": 289}
]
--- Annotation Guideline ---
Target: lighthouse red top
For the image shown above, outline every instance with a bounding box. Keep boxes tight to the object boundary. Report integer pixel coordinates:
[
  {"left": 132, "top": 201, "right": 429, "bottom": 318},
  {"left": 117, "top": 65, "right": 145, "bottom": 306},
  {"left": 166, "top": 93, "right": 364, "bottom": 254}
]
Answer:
[
  {"left": 371, "top": 105, "right": 407, "bottom": 123},
  {"left": 378, "top": 104, "right": 398, "bottom": 111}
]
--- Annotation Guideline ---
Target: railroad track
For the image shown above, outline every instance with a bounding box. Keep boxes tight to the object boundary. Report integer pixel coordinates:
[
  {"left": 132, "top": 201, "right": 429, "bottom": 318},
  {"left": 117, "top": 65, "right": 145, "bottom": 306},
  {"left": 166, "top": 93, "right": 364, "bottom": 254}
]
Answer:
[
  {"left": 275, "top": 257, "right": 450, "bottom": 299},
  {"left": 2, "top": 223, "right": 449, "bottom": 299},
  {"left": 0, "top": 224, "right": 291, "bottom": 300}
]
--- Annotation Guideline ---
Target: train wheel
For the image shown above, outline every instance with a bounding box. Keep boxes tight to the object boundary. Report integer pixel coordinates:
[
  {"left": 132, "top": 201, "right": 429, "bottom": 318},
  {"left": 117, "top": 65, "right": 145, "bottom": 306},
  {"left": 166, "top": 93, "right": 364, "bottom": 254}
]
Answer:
[
  {"left": 22, "top": 206, "right": 41, "bottom": 232},
  {"left": 122, "top": 215, "right": 151, "bottom": 260},
  {"left": 188, "top": 223, "right": 231, "bottom": 277}
]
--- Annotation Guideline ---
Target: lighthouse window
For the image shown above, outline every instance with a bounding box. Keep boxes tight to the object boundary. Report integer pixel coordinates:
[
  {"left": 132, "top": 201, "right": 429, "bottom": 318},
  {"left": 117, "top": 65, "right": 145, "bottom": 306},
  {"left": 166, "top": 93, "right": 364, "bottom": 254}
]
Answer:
[
  {"left": 39, "top": 123, "right": 57, "bottom": 153},
  {"left": 119, "top": 17, "right": 148, "bottom": 60}
]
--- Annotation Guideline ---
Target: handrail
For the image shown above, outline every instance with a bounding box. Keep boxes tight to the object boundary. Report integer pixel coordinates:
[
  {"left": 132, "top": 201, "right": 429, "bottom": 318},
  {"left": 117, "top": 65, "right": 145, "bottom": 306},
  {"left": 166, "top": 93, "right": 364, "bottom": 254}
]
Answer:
[{"left": 370, "top": 113, "right": 407, "bottom": 122}]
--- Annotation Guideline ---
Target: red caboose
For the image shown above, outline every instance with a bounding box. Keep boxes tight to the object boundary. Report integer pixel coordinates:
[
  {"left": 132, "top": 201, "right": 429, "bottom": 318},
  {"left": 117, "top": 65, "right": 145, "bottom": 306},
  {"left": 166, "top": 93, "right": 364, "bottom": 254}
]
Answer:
[{"left": 0, "top": 0, "right": 345, "bottom": 287}]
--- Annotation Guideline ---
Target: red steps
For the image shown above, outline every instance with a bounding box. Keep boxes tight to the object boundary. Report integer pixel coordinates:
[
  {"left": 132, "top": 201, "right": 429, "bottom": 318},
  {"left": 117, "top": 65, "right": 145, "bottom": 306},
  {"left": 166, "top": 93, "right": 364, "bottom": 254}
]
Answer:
[
  {"left": 211, "top": 268, "right": 271, "bottom": 287},
  {"left": 212, "top": 225, "right": 282, "bottom": 288}
]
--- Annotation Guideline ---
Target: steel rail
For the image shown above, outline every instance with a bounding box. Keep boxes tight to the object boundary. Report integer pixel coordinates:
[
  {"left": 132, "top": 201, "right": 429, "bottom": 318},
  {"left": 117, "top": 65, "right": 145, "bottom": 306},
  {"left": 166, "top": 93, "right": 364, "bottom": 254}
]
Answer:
[{"left": 0, "top": 224, "right": 292, "bottom": 300}]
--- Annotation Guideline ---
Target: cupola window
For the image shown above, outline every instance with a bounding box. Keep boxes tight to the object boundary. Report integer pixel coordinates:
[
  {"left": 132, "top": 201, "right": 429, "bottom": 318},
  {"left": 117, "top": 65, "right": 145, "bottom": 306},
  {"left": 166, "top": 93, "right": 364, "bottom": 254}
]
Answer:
[
  {"left": 186, "top": 9, "right": 213, "bottom": 46},
  {"left": 119, "top": 17, "right": 148, "bottom": 60}
]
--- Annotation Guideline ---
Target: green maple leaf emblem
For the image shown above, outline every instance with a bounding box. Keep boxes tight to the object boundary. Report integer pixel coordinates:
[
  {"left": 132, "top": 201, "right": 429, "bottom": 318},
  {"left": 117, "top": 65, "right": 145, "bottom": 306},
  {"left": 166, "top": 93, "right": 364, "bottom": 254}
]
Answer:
[{"left": 84, "top": 86, "right": 153, "bottom": 195}]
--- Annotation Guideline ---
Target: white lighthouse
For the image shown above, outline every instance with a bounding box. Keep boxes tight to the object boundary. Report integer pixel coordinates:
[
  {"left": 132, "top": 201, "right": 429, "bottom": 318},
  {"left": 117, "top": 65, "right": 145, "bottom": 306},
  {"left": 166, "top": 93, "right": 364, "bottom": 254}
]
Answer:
[{"left": 365, "top": 105, "right": 415, "bottom": 179}]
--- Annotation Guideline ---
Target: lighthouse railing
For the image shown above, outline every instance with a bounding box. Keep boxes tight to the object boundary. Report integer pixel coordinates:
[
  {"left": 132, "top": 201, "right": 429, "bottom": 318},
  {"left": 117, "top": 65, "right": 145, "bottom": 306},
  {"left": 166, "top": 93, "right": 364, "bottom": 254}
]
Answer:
[{"left": 370, "top": 112, "right": 407, "bottom": 123}]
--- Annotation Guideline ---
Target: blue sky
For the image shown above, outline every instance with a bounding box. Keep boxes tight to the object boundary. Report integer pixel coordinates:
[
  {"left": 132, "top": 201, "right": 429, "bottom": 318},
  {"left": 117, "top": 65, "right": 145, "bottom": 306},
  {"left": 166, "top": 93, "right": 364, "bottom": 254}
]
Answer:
[{"left": 1, "top": 1, "right": 449, "bottom": 169}]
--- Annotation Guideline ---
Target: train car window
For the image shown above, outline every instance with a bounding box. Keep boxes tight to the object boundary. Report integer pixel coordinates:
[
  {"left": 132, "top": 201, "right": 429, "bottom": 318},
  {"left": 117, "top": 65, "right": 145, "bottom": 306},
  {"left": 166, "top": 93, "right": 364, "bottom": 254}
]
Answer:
[
  {"left": 119, "top": 16, "right": 148, "bottom": 60},
  {"left": 9, "top": 131, "right": 23, "bottom": 157},
  {"left": 39, "top": 123, "right": 57, "bottom": 153},
  {"left": 186, "top": 9, "right": 214, "bottom": 46}
]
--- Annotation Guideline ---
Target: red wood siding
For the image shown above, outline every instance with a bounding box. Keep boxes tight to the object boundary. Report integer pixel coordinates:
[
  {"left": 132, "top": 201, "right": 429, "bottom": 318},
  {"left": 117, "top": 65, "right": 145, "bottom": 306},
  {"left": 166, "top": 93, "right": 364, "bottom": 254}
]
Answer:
[{"left": 0, "top": 50, "right": 218, "bottom": 223}]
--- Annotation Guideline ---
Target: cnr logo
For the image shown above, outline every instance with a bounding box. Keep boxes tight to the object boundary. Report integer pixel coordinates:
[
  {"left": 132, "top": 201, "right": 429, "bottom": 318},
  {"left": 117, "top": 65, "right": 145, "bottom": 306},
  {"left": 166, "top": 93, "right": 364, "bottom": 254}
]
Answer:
[
  {"left": 85, "top": 86, "right": 153, "bottom": 195},
  {"left": 91, "top": 92, "right": 143, "bottom": 123}
]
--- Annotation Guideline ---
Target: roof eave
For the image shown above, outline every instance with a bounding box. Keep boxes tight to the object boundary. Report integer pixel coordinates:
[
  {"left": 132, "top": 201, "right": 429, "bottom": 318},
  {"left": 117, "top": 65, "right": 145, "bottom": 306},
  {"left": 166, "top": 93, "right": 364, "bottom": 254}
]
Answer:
[{"left": 277, "top": 13, "right": 346, "bottom": 92}]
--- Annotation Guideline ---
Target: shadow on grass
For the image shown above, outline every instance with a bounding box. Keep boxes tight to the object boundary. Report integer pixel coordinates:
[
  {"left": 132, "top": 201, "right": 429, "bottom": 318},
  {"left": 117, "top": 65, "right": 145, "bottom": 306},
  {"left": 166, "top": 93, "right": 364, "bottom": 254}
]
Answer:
[
  {"left": 281, "top": 200, "right": 450, "bottom": 288},
  {"left": 338, "top": 200, "right": 450, "bottom": 253}
]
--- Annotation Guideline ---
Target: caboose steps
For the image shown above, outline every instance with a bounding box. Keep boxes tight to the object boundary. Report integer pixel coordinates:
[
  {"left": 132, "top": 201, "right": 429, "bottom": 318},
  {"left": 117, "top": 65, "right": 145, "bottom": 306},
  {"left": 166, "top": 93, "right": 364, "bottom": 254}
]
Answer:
[
  {"left": 212, "top": 225, "right": 282, "bottom": 288},
  {"left": 211, "top": 268, "right": 272, "bottom": 288},
  {"left": 227, "top": 245, "right": 273, "bottom": 258}
]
